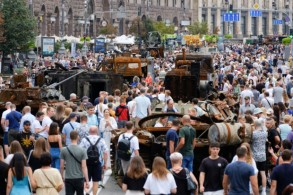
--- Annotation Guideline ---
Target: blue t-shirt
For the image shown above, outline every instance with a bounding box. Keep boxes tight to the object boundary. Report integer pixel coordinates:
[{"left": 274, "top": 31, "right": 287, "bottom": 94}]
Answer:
[
  {"left": 62, "top": 122, "right": 81, "bottom": 145},
  {"left": 224, "top": 161, "right": 254, "bottom": 195},
  {"left": 165, "top": 128, "right": 178, "bottom": 156},
  {"left": 271, "top": 164, "right": 293, "bottom": 195},
  {"left": 6, "top": 111, "right": 22, "bottom": 130}
]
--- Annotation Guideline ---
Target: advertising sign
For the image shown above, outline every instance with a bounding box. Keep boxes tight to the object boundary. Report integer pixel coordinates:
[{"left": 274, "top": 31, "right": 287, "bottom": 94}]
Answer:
[{"left": 41, "top": 37, "right": 55, "bottom": 56}]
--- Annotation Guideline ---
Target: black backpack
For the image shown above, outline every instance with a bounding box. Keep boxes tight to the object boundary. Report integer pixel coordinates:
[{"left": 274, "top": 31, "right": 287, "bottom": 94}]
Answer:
[
  {"left": 85, "top": 137, "right": 101, "bottom": 165},
  {"left": 117, "top": 134, "right": 134, "bottom": 161}
]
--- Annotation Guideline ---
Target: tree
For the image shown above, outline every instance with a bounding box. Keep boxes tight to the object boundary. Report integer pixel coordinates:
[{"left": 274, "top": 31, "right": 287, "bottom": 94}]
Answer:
[
  {"left": 0, "top": 0, "right": 36, "bottom": 53},
  {"left": 99, "top": 24, "right": 117, "bottom": 35},
  {"left": 188, "top": 22, "right": 209, "bottom": 35},
  {"left": 153, "top": 21, "right": 174, "bottom": 35},
  {"left": 129, "top": 17, "right": 155, "bottom": 41}
]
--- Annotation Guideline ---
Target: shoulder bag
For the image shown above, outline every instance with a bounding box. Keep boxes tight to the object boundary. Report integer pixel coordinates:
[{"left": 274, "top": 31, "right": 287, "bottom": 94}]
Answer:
[
  {"left": 185, "top": 168, "right": 197, "bottom": 191},
  {"left": 66, "top": 146, "right": 81, "bottom": 164},
  {"left": 41, "top": 169, "right": 58, "bottom": 191}
]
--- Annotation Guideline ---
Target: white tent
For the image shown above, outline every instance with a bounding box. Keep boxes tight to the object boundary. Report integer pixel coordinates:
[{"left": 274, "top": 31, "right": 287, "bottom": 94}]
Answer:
[{"left": 113, "top": 35, "right": 135, "bottom": 45}]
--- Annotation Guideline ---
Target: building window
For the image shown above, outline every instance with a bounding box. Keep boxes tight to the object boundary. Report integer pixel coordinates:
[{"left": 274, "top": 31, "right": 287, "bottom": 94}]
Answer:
[
  {"left": 241, "top": 15, "right": 246, "bottom": 35},
  {"left": 262, "top": 17, "right": 267, "bottom": 35},
  {"left": 157, "top": 0, "right": 160, "bottom": 6},
  {"left": 251, "top": 17, "right": 257, "bottom": 35},
  {"left": 173, "top": 0, "right": 176, "bottom": 7},
  {"left": 202, "top": 14, "right": 206, "bottom": 22},
  {"left": 211, "top": 15, "right": 215, "bottom": 32},
  {"left": 165, "top": 0, "right": 168, "bottom": 6}
]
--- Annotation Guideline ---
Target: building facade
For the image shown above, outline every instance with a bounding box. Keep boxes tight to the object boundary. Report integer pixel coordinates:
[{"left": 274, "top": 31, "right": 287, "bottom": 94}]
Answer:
[
  {"left": 30, "top": 0, "right": 193, "bottom": 37},
  {"left": 195, "top": 0, "right": 293, "bottom": 37}
]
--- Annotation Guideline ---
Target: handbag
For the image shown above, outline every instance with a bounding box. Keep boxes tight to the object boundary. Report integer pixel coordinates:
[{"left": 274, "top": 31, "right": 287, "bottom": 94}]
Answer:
[{"left": 185, "top": 168, "right": 197, "bottom": 191}]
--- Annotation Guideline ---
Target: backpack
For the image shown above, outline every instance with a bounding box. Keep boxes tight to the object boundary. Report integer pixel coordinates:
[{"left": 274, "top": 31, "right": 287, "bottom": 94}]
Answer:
[
  {"left": 117, "top": 134, "right": 134, "bottom": 161},
  {"left": 85, "top": 137, "right": 101, "bottom": 165}
]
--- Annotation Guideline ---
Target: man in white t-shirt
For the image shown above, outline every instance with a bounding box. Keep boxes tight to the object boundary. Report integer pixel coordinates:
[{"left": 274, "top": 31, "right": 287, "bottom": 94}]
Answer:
[
  {"left": 39, "top": 107, "right": 55, "bottom": 138},
  {"left": 134, "top": 88, "right": 151, "bottom": 127},
  {"left": 31, "top": 111, "right": 45, "bottom": 136},
  {"left": 1, "top": 102, "right": 11, "bottom": 156},
  {"left": 240, "top": 84, "right": 254, "bottom": 105},
  {"left": 117, "top": 121, "right": 139, "bottom": 174}
]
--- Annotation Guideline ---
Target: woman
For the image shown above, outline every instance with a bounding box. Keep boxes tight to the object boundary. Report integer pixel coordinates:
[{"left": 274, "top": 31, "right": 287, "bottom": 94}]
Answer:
[
  {"left": 122, "top": 156, "right": 148, "bottom": 195},
  {"left": 32, "top": 152, "right": 63, "bottom": 195},
  {"left": 28, "top": 138, "right": 50, "bottom": 172},
  {"left": 144, "top": 157, "right": 177, "bottom": 195},
  {"left": 4, "top": 141, "right": 25, "bottom": 164},
  {"left": 61, "top": 107, "right": 72, "bottom": 129},
  {"left": 170, "top": 152, "right": 198, "bottom": 195},
  {"left": 99, "top": 109, "right": 117, "bottom": 168},
  {"left": 51, "top": 105, "right": 65, "bottom": 128},
  {"left": 96, "top": 97, "right": 108, "bottom": 122},
  {"left": 47, "top": 122, "right": 62, "bottom": 170},
  {"left": 248, "top": 79, "right": 254, "bottom": 88},
  {"left": 278, "top": 102, "right": 287, "bottom": 124},
  {"left": 6, "top": 153, "right": 35, "bottom": 195},
  {"left": 278, "top": 115, "right": 292, "bottom": 140}
]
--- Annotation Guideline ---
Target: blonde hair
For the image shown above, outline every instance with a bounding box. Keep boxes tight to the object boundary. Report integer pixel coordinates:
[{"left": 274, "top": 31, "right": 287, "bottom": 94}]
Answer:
[
  {"left": 152, "top": 157, "right": 169, "bottom": 179},
  {"left": 284, "top": 115, "right": 292, "bottom": 123},
  {"left": 10, "top": 141, "right": 24, "bottom": 155},
  {"left": 241, "top": 142, "right": 253, "bottom": 165},
  {"left": 33, "top": 138, "right": 49, "bottom": 158},
  {"left": 127, "top": 156, "right": 148, "bottom": 179}
]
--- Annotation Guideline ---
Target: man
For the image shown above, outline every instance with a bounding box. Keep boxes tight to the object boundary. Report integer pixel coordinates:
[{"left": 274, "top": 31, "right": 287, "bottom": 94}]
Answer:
[
  {"left": 260, "top": 92, "right": 274, "bottom": 110},
  {"left": 163, "top": 99, "right": 179, "bottom": 121},
  {"left": 192, "top": 98, "right": 205, "bottom": 117},
  {"left": 1, "top": 102, "right": 11, "bottom": 156},
  {"left": 239, "top": 96, "right": 256, "bottom": 115},
  {"left": 134, "top": 88, "right": 151, "bottom": 127},
  {"left": 158, "top": 87, "right": 165, "bottom": 102},
  {"left": 39, "top": 107, "right": 55, "bottom": 139},
  {"left": 175, "top": 115, "right": 196, "bottom": 172},
  {"left": 251, "top": 86, "right": 260, "bottom": 107},
  {"left": 76, "top": 114, "right": 90, "bottom": 144},
  {"left": 86, "top": 105, "right": 99, "bottom": 133},
  {"left": 273, "top": 79, "right": 284, "bottom": 104},
  {"left": 286, "top": 76, "right": 293, "bottom": 98},
  {"left": 62, "top": 113, "right": 81, "bottom": 146},
  {"left": 19, "top": 106, "right": 35, "bottom": 131},
  {"left": 60, "top": 130, "right": 89, "bottom": 195},
  {"left": 79, "top": 126, "right": 108, "bottom": 195},
  {"left": 117, "top": 121, "right": 139, "bottom": 174},
  {"left": 240, "top": 84, "right": 254, "bottom": 105},
  {"left": 270, "top": 149, "right": 293, "bottom": 195},
  {"left": 16, "top": 120, "right": 35, "bottom": 157},
  {"left": 266, "top": 117, "right": 281, "bottom": 153},
  {"left": 69, "top": 93, "right": 77, "bottom": 101},
  {"left": 5, "top": 104, "right": 22, "bottom": 144},
  {"left": 199, "top": 142, "right": 228, "bottom": 195},
  {"left": 251, "top": 119, "right": 267, "bottom": 195},
  {"left": 165, "top": 118, "right": 180, "bottom": 169},
  {"left": 223, "top": 147, "right": 259, "bottom": 195}
]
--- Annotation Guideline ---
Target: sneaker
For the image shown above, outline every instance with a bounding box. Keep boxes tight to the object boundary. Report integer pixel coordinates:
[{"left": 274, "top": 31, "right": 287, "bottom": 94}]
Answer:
[{"left": 261, "top": 190, "right": 266, "bottom": 195}]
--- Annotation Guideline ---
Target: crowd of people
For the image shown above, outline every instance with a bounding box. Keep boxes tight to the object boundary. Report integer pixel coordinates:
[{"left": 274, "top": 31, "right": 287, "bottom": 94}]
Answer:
[{"left": 3, "top": 42, "right": 293, "bottom": 195}]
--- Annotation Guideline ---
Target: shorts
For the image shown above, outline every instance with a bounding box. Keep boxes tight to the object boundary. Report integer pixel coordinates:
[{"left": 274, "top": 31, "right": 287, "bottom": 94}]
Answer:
[
  {"left": 87, "top": 164, "right": 102, "bottom": 182},
  {"left": 256, "top": 161, "right": 266, "bottom": 171},
  {"left": 3, "top": 132, "right": 8, "bottom": 145}
]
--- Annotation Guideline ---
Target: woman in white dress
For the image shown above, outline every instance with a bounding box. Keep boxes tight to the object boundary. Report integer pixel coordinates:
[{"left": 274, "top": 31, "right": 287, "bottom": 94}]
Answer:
[{"left": 99, "top": 109, "right": 117, "bottom": 168}]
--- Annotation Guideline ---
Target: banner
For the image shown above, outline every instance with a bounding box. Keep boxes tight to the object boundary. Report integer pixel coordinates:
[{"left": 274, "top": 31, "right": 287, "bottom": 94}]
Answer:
[
  {"left": 41, "top": 37, "right": 55, "bottom": 56},
  {"left": 71, "top": 41, "right": 76, "bottom": 57}
]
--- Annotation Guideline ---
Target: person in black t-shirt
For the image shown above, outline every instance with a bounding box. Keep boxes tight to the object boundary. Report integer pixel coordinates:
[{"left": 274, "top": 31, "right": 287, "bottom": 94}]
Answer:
[
  {"left": 266, "top": 117, "right": 281, "bottom": 153},
  {"left": 16, "top": 120, "right": 35, "bottom": 158},
  {"left": 0, "top": 145, "right": 9, "bottom": 195},
  {"left": 122, "top": 156, "right": 148, "bottom": 195}
]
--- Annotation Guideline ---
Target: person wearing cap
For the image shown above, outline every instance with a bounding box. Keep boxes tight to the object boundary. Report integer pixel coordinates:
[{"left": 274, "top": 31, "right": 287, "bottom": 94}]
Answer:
[
  {"left": 239, "top": 96, "right": 256, "bottom": 115},
  {"left": 16, "top": 120, "right": 35, "bottom": 158},
  {"left": 199, "top": 142, "right": 228, "bottom": 195},
  {"left": 62, "top": 113, "right": 81, "bottom": 146},
  {"left": 1, "top": 102, "right": 11, "bottom": 156},
  {"left": 240, "top": 84, "right": 254, "bottom": 105},
  {"left": 19, "top": 106, "right": 35, "bottom": 131}
]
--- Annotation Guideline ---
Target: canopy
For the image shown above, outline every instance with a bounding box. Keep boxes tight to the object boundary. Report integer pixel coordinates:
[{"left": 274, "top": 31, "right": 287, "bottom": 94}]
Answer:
[{"left": 113, "top": 35, "right": 135, "bottom": 45}]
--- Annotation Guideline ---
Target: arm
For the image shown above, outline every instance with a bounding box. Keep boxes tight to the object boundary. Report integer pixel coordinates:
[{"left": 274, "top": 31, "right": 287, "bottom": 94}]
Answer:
[
  {"left": 175, "top": 137, "right": 185, "bottom": 152},
  {"left": 1, "top": 117, "right": 5, "bottom": 130},
  {"left": 250, "top": 175, "right": 259, "bottom": 195},
  {"left": 58, "top": 135, "right": 62, "bottom": 149},
  {"left": 270, "top": 180, "right": 277, "bottom": 195},
  {"left": 6, "top": 169, "right": 12, "bottom": 195},
  {"left": 60, "top": 159, "right": 65, "bottom": 180},
  {"left": 81, "top": 159, "right": 89, "bottom": 185},
  {"left": 192, "top": 138, "right": 197, "bottom": 149},
  {"left": 27, "top": 167, "right": 36, "bottom": 189},
  {"left": 190, "top": 172, "right": 198, "bottom": 195},
  {"left": 199, "top": 172, "right": 205, "bottom": 193},
  {"left": 144, "top": 189, "right": 150, "bottom": 195},
  {"left": 5, "top": 119, "right": 9, "bottom": 130},
  {"left": 122, "top": 184, "right": 127, "bottom": 192},
  {"left": 169, "top": 140, "right": 175, "bottom": 154},
  {"left": 134, "top": 149, "right": 139, "bottom": 156},
  {"left": 170, "top": 188, "right": 177, "bottom": 194},
  {"left": 222, "top": 174, "right": 229, "bottom": 195},
  {"left": 103, "top": 152, "right": 108, "bottom": 169},
  {"left": 56, "top": 183, "right": 64, "bottom": 192},
  {"left": 148, "top": 105, "right": 152, "bottom": 116},
  {"left": 274, "top": 135, "right": 281, "bottom": 146}
]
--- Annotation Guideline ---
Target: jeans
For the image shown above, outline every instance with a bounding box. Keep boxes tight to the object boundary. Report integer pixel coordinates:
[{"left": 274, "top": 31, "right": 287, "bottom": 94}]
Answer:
[
  {"left": 65, "top": 178, "right": 84, "bottom": 195},
  {"left": 118, "top": 120, "right": 127, "bottom": 128},
  {"left": 182, "top": 155, "right": 194, "bottom": 172},
  {"left": 165, "top": 154, "right": 171, "bottom": 170},
  {"left": 50, "top": 148, "right": 60, "bottom": 170}
]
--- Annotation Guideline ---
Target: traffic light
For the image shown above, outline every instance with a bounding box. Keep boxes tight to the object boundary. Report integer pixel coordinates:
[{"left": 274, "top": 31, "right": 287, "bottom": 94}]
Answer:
[
  {"left": 290, "top": 29, "right": 293, "bottom": 39},
  {"left": 229, "top": 4, "right": 233, "bottom": 13}
]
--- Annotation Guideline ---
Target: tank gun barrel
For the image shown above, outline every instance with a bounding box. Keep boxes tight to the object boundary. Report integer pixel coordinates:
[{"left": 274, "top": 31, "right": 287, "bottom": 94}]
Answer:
[{"left": 46, "top": 70, "right": 86, "bottom": 88}]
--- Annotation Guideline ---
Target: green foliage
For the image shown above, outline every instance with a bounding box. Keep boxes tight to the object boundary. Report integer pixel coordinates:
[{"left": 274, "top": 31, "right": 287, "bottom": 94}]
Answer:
[
  {"left": 188, "top": 22, "right": 209, "bottom": 35},
  {"left": 153, "top": 21, "right": 174, "bottom": 35},
  {"left": 282, "top": 37, "right": 292, "bottom": 45},
  {"left": 129, "top": 17, "right": 155, "bottom": 41},
  {"left": 99, "top": 24, "right": 117, "bottom": 35},
  {"left": 80, "top": 36, "right": 91, "bottom": 42},
  {"left": 54, "top": 41, "right": 83, "bottom": 52},
  {"left": 0, "top": 0, "right": 37, "bottom": 53},
  {"left": 224, "top": 34, "right": 233, "bottom": 39},
  {"left": 205, "top": 35, "right": 219, "bottom": 43}
]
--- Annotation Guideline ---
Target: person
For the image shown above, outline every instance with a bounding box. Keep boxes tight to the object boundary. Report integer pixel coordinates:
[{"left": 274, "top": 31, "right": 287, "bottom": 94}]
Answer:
[
  {"left": 31, "top": 111, "right": 45, "bottom": 138},
  {"left": 115, "top": 97, "right": 130, "bottom": 128},
  {"left": 269, "top": 140, "right": 292, "bottom": 165},
  {"left": 62, "top": 113, "right": 80, "bottom": 146},
  {"left": 32, "top": 152, "right": 63, "bottom": 195},
  {"left": 5, "top": 104, "right": 22, "bottom": 144},
  {"left": 0, "top": 145, "right": 9, "bottom": 195},
  {"left": 154, "top": 116, "right": 168, "bottom": 127},
  {"left": 79, "top": 126, "right": 108, "bottom": 194},
  {"left": 51, "top": 105, "right": 65, "bottom": 129},
  {"left": 223, "top": 147, "right": 259, "bottom": 195},
  {"left": 122, "top": 156, "right": 148, "bottom": 195},
  {"left": 282, "top": 184, "right": 293, "bottom": 195},
  {"left": 270, "top": 149, "right": 293, "bottom": 195},
  {"left": 163, "top": 99, "right": 179, "bottom": 121},
  {"left": 279, "top": 115, "right": 292, "bottom": 140},
  {"left": 48, "top": 122, "right": 62, "bottom": 170},
  {"left": 260, "top": 92, "right": 274, "bottom": 110},
  {"left": 239, "top": 96, "right": 256, "bottom": 115},
  {"left": 118, "top": 121, "right": 139, "bottom": 174},
  {"left": 15, "top": 120, "right": 35, "bottom": 157},
  {"left": 28, "top": 137, "right": 50, "bottom": 172},
  {"left": 96, "top": 97, "right": 108, "bottom": 122},
  {"left": 144, "top": 156, "right": 177, "bottom": 194},
  {"left": 19, "top": 106, "right": 35, "bottom": 131},
  {"left": 165, "top": 118, "right": 180, "bottom": 169},
  {"left": 273, "top": 80, "right": 285, "bottom": 104},
  {"left": 40, "top": 107, "right": 55, "bottom": 139},
  {"left": 251, "top": 119, "right": 267, "bottom": 195},
  {"left": 86, "top": 105, "right": 99, "bottom": 132},
  {"left": 199, "top": 142, "right": 228, "bottom": 195},
  {"left": 134, "top": 88, "right": 152, "bottom": 127},
  {"left": 266, "top": 117, "right": 281, "bottom": 153},
  {"left": 1, "top": 102, "right": 11, "bottom": 156},
  {"left": 170, "top": 152, "right": 198, "bottom": 195},
  {"left": 99, "top": 109, "right": 117, "bottom": 168},
  {"left": 191, "top": 98, "right": 205, "bottom": 117},
  {"left": 175, "top": 115, "right": 196, "bottom": 172},
  {"left": 6, "top": 152, "right": 35, "bottom": 195},
  {"left": 60, "top": 130, "right": 89, "bottom": 195},
  {"left": 75, "top": 114, "right": 90, "bottom": 144},
  {"left": 4, "top": 140, "right": 25, "bottom": 165}
]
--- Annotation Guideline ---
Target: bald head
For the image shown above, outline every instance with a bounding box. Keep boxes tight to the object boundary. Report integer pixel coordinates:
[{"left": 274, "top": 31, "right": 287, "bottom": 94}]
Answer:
[
  {"left": 89, "top": 126, "right": 99, "bottom": 135},
  {"left": 23, "top": 106, "right": 31, "bottom": 114},
  {"left": 182, "top": 115, "right": 190, "bottom": 124}
]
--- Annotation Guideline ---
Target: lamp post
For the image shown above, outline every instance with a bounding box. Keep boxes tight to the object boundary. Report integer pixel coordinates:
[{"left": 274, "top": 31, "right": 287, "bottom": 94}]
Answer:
[
  {"left": 58, "top": 0, "right": 66, "bottom": 55},
  {"left": 81, "top": 0, "right": 88, "bottom": 56}
]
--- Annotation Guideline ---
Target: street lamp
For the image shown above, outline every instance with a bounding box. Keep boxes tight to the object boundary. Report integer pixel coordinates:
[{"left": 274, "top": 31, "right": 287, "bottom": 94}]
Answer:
[
  {"left": 81, "top": 0, "right": 88, "bottom": 56},
  {"left": 58, "top": 0, "right": 66, "bottom": 55}
]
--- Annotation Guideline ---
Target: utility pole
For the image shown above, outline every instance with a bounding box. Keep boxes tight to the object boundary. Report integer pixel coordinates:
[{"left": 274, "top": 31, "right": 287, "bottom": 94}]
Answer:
[{"left": 58, "top": 0, "right": 66, "bottom": 55}]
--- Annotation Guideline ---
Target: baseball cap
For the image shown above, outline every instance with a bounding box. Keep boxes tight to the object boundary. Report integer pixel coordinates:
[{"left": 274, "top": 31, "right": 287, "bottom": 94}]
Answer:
[
  {"left": 82, "top": 96, "right": 90, "bottom": 101},
  {"left": 23, "top": 120, "right": 31, "bottom": 126},
  {"left": 244, "top": 96, "right": 250, "bottom": 100}
]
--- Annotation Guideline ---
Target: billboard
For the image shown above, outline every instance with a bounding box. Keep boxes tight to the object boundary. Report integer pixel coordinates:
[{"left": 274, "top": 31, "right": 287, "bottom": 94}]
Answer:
[
  {"left": 41, "top": 37, "right": 55, "bottom": 56},
  {"left": 95, "top": 37, "right": 106, "bottom": 53}
]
